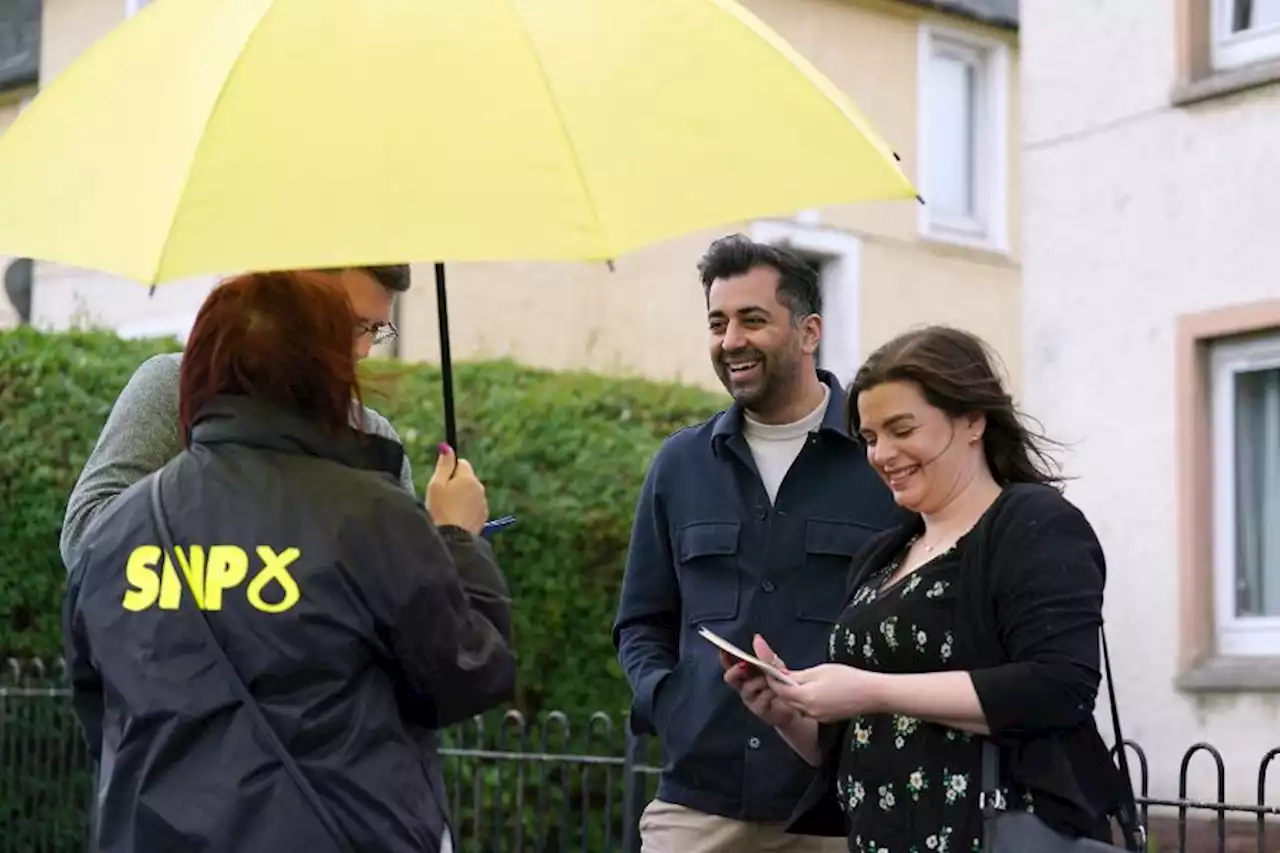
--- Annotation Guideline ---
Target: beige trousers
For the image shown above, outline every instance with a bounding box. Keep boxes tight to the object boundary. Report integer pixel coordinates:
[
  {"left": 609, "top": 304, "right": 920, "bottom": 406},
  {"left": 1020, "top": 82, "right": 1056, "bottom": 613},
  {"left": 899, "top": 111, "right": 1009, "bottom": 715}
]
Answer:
[{"left": 639, "top": 799, "right": 846, "bottom": 853}]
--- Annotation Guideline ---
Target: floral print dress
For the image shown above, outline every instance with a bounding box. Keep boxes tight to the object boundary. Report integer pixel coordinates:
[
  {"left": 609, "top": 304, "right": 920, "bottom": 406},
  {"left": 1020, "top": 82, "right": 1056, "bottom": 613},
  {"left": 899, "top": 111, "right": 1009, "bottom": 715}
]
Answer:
[{"left": 830, "top": 536, "right": 1028, "bottom": 853}]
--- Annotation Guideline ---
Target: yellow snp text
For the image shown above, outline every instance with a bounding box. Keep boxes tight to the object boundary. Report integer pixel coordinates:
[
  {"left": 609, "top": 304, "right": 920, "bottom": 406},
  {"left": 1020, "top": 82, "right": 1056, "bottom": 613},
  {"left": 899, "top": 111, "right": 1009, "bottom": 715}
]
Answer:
[{"left": 122, "top": 545, "right": 302, "bottom": 613}]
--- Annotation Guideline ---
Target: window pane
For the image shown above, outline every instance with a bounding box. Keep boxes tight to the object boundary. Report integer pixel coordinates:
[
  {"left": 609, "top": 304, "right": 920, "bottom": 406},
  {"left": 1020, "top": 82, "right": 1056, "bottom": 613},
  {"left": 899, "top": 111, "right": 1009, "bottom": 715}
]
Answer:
[
  {"left": 1233, "top": 0, "right": 1280, "bottom": 32},
  {"left": 1234, "top": 365, "right": 1280, "bottom": 617},
  {"left": 927, "top": 51, "right": 976, "bottom": 219}
]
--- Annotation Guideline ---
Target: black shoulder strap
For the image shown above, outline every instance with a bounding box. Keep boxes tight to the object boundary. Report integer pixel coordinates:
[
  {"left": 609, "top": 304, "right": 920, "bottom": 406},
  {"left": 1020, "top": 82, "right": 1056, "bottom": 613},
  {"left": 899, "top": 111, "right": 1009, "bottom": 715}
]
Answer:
[
  {"left": 1099, "top": 629, "right": 1144, "bottom": 850},
  {"left": 975, "top": 486, "right": 1144, "bottom": 851},
  {"left": 148, "top": 474, "right": 356, "bottom": 853}
]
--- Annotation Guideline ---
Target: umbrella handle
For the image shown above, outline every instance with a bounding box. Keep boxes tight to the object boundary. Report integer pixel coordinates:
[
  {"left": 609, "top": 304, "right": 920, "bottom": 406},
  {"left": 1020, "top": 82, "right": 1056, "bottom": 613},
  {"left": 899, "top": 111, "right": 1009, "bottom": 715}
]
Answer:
[{"left": 435, "top": 262, "right": 459, "bottom": 452}]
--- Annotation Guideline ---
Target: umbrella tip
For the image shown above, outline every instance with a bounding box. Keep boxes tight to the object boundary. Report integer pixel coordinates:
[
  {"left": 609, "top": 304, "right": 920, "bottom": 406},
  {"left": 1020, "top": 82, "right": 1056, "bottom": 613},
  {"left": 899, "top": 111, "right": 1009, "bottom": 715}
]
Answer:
[
  {"left": 915, "top": 194, "right": 925, "bottom": 206},
  {"left": 893, "top": 151, "right": 902, "bottom": 162},
  {"left": 148, "top": 284, "right": 157, "bottom": 297},
  {"left": 606, "top": 259, "right": 616, "bottom": 273}
]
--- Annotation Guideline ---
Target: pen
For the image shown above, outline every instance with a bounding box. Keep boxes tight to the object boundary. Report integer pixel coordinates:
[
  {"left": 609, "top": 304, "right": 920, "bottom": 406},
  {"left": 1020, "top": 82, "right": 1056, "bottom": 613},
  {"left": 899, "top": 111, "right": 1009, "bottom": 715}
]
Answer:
[{"left": 481, "top": 515, "right": 518, "bottom": 539}]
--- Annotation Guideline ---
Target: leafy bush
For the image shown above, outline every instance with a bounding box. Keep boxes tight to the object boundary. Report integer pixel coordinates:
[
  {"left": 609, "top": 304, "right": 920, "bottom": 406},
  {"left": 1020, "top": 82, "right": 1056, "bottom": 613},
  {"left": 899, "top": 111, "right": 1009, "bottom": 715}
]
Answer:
[
  {"left": 0, "top": 326, "right": 724, "bottom": 720},
  {"left": 0, "top": 328, "right": 180, "bottom": 659}
]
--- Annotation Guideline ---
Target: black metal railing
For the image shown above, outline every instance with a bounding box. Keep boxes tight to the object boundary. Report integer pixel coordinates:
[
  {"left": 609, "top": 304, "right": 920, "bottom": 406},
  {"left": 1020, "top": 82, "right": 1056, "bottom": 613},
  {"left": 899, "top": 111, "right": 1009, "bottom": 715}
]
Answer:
[
  {"left": 2, "top": 658, "right": 1277, "bottom": 853},
  {"left": 438, "top": 709, "right": 661, "bottom": 853}
]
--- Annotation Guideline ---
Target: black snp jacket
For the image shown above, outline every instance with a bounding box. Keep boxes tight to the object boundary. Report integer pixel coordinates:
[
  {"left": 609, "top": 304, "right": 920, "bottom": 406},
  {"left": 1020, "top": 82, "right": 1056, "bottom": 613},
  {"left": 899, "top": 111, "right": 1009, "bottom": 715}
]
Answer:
[{"left": 62, "top": 396, "right": 517, "bottom": 853}]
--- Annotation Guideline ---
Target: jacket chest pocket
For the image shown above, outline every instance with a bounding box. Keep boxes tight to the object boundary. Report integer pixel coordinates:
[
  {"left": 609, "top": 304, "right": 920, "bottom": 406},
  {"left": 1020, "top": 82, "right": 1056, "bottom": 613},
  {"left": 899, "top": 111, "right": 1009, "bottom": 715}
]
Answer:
[
  {"left": 797, "top": 519, "right": 876, "bottom": 624},
  {"left": 675, "top": 521, "right": 741, "bottom": 624}
]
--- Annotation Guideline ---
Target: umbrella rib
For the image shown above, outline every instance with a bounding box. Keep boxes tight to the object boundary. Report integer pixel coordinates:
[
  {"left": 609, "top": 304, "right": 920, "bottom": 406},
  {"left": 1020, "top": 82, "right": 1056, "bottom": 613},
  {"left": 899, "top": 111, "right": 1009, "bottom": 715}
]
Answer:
[
  {"left": 150, "top": 0, "right": 284, "bottom": 283},
  {"left": 500, "top": 0, "right": 611, "bottom": 260}
]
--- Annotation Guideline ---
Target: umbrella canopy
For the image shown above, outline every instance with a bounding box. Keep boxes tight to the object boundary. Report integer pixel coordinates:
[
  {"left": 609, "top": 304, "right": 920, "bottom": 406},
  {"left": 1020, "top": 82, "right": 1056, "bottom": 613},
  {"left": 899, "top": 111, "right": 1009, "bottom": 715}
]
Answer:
[{"left": 0, "top": 0, "right": 915, "bottom": 283}]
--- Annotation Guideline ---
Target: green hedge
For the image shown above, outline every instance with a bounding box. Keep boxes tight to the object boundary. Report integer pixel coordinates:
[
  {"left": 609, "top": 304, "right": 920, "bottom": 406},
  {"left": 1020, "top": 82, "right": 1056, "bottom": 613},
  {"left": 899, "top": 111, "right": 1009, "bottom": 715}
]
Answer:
[{"left": 0, "top": 325, "right": 723, "bottom": 720}]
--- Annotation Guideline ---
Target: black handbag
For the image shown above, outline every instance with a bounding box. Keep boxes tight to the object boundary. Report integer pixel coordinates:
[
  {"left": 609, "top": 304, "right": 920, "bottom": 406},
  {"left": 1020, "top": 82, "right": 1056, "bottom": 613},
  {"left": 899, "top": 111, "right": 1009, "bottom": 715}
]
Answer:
[
  {"left": 979, "top": 627, "right": 1145, "bottom": 852},
  {"left": 149, "top": 474, "right": 358, "bottom": 853}
]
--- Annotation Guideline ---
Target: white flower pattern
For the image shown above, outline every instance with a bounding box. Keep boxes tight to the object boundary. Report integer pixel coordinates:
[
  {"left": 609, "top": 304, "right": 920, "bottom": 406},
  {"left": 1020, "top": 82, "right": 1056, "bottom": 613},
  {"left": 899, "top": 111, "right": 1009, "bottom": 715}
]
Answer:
[
  {"left": 830, "top": 537, "right": 1030, "bottom": 853},
  {"left": 940, "top": 630, "right": 954, "bottom": 662},
  {"left": 881, "top": 617, "right": 899, "bottom": 649}
]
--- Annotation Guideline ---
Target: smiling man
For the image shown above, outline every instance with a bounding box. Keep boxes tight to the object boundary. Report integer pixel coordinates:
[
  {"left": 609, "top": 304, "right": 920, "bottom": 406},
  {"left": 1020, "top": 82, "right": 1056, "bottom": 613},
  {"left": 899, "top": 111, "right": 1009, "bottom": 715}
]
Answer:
[{"left": 612, "top": 235, "right": 902, "bottom": 853}]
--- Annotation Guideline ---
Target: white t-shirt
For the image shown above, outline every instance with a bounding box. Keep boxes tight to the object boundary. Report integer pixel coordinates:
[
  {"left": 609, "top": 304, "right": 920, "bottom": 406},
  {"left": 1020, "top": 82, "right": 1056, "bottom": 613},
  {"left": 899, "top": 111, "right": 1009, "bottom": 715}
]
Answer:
[{"left": 743, "top": 385, "right": 831, "bottom": 504}]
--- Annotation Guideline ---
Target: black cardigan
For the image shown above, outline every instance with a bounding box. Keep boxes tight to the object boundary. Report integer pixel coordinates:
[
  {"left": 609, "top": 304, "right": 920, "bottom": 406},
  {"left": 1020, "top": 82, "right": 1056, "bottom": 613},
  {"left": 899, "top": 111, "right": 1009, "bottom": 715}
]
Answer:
[{"left": 787, "top": 483, "right": 1128, "bottom": 842}]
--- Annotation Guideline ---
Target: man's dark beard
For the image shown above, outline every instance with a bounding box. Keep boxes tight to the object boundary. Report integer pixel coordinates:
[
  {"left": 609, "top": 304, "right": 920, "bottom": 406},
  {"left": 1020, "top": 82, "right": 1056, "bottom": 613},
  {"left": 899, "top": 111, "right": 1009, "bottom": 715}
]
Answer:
[{"left": 725, "top": 350, "right": 801, "bottom": 416}]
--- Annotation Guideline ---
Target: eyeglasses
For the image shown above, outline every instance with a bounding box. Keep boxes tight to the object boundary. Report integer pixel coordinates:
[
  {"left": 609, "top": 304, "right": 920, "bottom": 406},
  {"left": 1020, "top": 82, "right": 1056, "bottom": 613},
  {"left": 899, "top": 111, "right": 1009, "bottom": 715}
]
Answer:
[{"left": 356, "top": 319, "right": 398, "bottom": 346}]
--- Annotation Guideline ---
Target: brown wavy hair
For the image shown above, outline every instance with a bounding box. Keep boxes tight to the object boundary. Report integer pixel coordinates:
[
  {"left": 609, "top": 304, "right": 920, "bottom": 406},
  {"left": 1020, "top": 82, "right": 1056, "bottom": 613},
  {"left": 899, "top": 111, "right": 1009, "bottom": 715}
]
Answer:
[
  {"left": 847, "top": 325, "right": 1066, "bottom": 488},
  {"left": 179, "top": 270, "right": 363, "bottom": 441}
]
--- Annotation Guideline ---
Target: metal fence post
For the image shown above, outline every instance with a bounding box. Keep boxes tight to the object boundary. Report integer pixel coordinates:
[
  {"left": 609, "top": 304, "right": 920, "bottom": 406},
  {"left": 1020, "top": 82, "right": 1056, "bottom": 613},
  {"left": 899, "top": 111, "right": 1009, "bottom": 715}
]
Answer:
[
  {"left": 85, "top": 761, "right": 97, "bottom": 853},
  {"left": 621, "top": 725, "right": 646, "bottom": 853}
]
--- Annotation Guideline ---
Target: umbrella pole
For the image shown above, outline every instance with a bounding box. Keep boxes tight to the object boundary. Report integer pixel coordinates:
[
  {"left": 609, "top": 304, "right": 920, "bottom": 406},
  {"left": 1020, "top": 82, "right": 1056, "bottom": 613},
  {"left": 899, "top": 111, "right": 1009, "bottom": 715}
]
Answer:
[{"left": 434, "top": 262, "right": 459, "bottom": 452}]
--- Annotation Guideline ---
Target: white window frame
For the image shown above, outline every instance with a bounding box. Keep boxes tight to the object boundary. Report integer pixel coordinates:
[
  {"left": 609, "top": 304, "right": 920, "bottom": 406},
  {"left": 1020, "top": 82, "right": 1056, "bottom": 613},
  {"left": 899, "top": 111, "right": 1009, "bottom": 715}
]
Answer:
[
  {"left": 1210, "top": 331, "right": 1280, "bottom": 657},
  {"left": 1211, "top": 0, "right": 1280, "bottom": 71},
  {"left": 915, "top": 24, "right": 1009, "bottom": 254},
  {"left": 749, "top": 220, "right": 861, "bottom": 389}
]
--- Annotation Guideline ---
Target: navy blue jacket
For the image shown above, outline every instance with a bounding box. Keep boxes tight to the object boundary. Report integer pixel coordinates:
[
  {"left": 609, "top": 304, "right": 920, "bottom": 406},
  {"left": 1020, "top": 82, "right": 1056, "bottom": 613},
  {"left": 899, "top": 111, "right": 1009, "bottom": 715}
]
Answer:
[{"left": 612, "top": 371, "right": 903, "bottom": 822}]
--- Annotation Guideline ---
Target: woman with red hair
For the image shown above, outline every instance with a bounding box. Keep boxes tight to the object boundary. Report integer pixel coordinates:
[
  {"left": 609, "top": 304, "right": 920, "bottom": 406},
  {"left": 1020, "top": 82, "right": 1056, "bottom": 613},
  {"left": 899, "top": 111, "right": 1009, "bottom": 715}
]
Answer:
[{"left": 62, "top": 270, "right": 514, "bottom": 853}]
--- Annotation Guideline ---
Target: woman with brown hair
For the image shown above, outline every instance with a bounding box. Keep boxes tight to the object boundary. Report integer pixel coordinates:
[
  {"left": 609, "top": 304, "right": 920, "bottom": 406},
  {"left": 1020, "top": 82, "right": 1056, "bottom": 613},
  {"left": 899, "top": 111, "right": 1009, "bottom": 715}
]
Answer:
[
  {"left": 62, "top": 270, "right": 514, "bottom": 853},
  {"left": 722, "top": 325, "right": 1142, "bottom": 853}
]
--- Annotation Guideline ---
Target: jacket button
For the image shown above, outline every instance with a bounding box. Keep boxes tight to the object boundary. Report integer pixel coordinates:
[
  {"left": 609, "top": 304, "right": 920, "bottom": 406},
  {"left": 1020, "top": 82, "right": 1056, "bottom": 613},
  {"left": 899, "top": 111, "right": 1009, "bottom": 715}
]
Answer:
[
  {"left": 748, "top": 737, "right": 761, "bottom": 749},
  {"left": 762, "top": 580, "right": 776, "bottom": 593},
  {"left": 753, "top": 506, "right": 767, "bottom": 520}
]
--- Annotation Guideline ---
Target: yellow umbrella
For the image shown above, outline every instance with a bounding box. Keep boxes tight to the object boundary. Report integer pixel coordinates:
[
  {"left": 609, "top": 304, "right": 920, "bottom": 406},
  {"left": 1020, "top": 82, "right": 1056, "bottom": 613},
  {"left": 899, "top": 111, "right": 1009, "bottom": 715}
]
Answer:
[{"left": 0, "top": 0, "right": 916, "bottom": 445}]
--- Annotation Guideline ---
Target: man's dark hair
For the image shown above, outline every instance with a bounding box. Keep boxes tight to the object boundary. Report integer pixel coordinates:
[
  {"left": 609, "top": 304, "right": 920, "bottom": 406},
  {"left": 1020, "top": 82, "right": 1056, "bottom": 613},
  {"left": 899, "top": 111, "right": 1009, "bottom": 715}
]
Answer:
[
  {"left": 359, "top": 264, "right": 411, "bottom": 293},
  {"left": 697, "top": 234, "right": 821, "bottom": 320},
  {"left": 320, "top": 264, "right": 411, "bottom": 293}
]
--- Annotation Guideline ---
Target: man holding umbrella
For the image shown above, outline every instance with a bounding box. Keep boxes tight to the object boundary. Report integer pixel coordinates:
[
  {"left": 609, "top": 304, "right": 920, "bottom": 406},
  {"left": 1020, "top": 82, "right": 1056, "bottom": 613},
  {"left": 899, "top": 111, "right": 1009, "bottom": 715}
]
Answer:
[{"left": 59, "top": 264, "right": 416, "bottom": 568}]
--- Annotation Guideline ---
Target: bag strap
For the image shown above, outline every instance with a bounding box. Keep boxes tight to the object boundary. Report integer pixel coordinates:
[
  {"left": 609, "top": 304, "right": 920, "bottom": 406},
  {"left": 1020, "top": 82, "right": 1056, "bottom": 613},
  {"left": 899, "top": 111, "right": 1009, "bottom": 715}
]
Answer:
[
  {"left": 148, "top": 474, "right": 357, "bottom": 853},
  {"left": 979, "top": 740, "right": 1002, "bottom": 852},
  {"left": 1099, "top": 628, "right": 1144, "bottom": 850}
]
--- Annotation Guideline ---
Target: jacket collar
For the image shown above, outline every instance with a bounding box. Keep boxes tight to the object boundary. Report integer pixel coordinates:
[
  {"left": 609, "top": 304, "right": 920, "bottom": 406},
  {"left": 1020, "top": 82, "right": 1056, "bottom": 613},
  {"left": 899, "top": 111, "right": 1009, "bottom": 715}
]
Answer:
[
  {"left": 189, "top": 395, "right": 405, "bottom": 480},
  {"left": 712, "top": 368, "right": 851, "bottom": 449}
]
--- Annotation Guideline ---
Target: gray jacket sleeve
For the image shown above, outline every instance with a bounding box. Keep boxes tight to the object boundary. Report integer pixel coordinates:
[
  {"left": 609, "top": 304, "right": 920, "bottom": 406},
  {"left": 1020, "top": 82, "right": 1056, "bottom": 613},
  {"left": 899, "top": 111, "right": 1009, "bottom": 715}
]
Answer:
[
  {"left": 59, "top": 354, "right": 184, "bottom": 571},
  {"left": 361, "top": 406, "right": 417, "bottom": 497}
]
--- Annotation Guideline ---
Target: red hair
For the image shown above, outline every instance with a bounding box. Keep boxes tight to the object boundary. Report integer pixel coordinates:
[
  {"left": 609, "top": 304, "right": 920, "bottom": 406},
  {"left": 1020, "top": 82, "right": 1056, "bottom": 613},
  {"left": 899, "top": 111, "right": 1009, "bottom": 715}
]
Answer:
[{"left": 179, "top": 270, "right": 364, "bottom": 441}]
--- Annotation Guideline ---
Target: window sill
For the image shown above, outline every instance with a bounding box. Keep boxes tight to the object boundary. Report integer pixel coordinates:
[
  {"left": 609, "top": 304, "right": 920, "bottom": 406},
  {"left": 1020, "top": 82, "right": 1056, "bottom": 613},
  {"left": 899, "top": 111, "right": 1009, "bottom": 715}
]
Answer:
[
  {"left": 1172, "top": 57, "right": 1280, "bottom": 107},
  {"left": 1175, "top": 655, "right": 1280, "bottom": 693},
  {"left": 919, "top": 228, "right": 1013, "bottom": 263}
]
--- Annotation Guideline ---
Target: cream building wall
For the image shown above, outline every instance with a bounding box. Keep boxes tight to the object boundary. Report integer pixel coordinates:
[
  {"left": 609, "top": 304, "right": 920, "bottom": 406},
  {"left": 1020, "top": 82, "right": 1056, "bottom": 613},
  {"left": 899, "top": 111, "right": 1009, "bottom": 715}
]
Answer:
[
  {"left": 18, "top": 0, "right": 1021, "bottom": 392},
  {"left": 1021, "top": 0, "right": 1280, "bottom": 808},
  {"left": 398, "top": 0, "right": 1023, "bottom": 396}
]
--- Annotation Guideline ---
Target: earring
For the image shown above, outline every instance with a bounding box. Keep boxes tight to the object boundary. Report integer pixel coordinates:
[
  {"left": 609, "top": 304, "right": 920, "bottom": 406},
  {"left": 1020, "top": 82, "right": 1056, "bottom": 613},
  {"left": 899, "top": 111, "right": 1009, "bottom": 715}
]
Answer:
[{"left": 969, "top": 434, "right": 980, "bottom": 444}]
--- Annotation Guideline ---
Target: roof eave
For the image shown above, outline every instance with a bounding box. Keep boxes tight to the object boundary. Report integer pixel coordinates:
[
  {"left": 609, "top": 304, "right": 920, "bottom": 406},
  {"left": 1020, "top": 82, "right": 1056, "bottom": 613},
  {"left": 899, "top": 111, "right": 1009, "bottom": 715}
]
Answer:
[{"left": 892, "top": 0, "right": 1019, "bottom": 33}]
